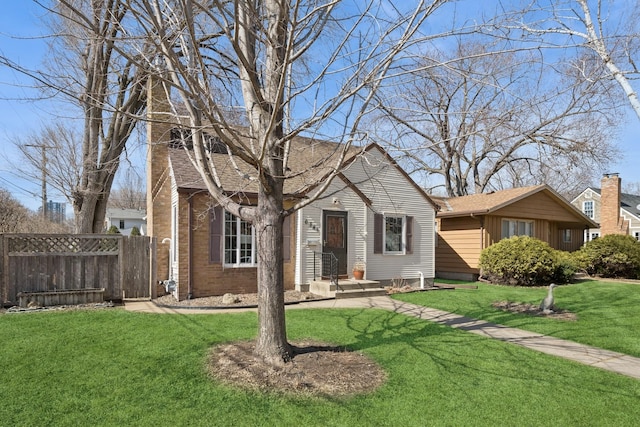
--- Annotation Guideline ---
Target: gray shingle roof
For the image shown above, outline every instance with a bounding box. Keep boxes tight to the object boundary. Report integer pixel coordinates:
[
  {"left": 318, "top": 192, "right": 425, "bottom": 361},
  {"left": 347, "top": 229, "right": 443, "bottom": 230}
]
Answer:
[{"left": 588, "top": 188, "right": 640, "bottom": 218}]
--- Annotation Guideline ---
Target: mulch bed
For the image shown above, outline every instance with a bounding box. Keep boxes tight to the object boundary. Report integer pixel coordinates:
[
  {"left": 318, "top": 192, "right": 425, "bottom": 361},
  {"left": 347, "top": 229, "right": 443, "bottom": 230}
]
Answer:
[{"left": 207, "top": 339, "right": 386, "bottom": 397}]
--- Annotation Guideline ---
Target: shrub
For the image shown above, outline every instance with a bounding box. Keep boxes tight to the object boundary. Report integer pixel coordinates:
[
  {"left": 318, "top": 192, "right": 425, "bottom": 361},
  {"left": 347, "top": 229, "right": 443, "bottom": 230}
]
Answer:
[
  {"left": 107, "top": 225, "right": 121, "bottom": 234},
  {"left": 130, "top": 226, "right": 141, "bottom": 236},
  {"left": 574, "top": 234, "right": 640, "bottom": 279},
  {"left": 479, "top": 236, "right": 575, "bottom": 286}
]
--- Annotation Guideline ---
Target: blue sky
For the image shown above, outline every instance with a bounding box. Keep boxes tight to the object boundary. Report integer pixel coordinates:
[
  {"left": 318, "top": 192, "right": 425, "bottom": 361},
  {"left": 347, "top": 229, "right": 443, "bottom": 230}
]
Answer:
[{"left": 0, "top": 1, "right": 639, "bottom": 214}]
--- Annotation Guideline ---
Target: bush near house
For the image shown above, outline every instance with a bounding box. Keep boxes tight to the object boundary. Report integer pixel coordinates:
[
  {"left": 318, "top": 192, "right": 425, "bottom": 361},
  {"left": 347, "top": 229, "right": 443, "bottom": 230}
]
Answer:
[
  {"left": 130, "top": 226, "right": 141, "bottom": 236},
  {"left": 107, "top": 225, "right": 121, "bottom": 234},
  {"left": 479, "top": 236, "right": 576, "bottom": 286},
  {"left": 574, "top": 234, "right": 640, "bottom": 279}
]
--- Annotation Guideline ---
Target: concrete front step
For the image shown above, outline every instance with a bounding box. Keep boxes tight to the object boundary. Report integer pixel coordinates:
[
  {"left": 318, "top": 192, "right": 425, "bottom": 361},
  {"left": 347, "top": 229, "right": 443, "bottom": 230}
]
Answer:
[{"left": 309, "top": 279, "right": 385, "bottom": 299}]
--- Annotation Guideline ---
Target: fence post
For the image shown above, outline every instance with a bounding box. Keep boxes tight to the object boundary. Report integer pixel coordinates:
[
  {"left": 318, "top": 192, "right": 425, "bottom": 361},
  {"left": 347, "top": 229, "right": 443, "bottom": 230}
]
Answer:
[
  {"left": 150, "top": 236, "right": 157, "bottom": 299},
  {"left": 1, "top": 235, "right": 6, "bottom": 305},
  {"left": 119, "top": 235, "right": 125, "bottom": 300}
]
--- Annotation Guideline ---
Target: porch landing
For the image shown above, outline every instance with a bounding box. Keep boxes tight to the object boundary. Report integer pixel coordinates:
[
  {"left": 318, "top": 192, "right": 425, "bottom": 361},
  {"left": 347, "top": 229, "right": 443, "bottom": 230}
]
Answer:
[{"left": 309, "top": 279, "right": 386, "bottom": 299}]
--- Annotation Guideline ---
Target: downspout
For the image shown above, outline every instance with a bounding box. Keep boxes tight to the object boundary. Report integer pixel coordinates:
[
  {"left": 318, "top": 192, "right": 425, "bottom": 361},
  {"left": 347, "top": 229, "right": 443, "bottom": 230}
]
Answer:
[
  {"left": 472, "top": 214, "right": 485, "bottom": 278},
  {"left": 419, "top": 271, "right": 425, "bottom": 289},
  {"left": 188, "top": 196, "right": 194, "bottom": 300}
]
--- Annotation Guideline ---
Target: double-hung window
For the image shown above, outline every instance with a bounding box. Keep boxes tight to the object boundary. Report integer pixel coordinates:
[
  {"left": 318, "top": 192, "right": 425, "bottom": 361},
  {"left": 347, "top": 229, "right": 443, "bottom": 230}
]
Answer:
[
  {"left": 374, "top": 213, "right": 413, "bottom": 255},
  {"left": 501, "top": 219, "right": 533, "bottom": 239},
  {"left": 385, "top": 216, "right": 405, "bottom": 253},
  {"left": 224, "top": 211, "right": 255, "bottom": 266},
  {"left": 583, "top": 201, "right": 594, "bottom": 219}
]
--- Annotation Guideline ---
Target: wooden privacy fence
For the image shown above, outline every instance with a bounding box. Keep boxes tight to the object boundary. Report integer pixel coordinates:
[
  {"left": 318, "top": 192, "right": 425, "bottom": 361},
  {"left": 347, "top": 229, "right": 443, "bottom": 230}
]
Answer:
[{"left": 0, "top": 234, "right": 155, "bottom": 306}]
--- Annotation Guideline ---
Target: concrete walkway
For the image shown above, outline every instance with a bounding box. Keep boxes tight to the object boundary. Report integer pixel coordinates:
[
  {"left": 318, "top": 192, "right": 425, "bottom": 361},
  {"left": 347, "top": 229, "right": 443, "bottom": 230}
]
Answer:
[{"left": 124, "top": 295, "right": 640, "bottom": 380}]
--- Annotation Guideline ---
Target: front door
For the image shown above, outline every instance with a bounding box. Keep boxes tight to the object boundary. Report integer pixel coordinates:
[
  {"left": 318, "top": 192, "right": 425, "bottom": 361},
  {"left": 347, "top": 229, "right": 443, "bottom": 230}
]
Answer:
[{"left": 322, "top": 210, "right": 348, "bottom": 276}]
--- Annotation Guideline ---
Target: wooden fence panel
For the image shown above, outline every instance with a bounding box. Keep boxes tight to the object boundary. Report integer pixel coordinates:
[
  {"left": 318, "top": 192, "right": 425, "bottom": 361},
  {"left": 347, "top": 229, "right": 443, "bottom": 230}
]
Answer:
[
  {"left": 0, "top": 234, "right": 153, "bottom": 306},
  {"left": 121, "top": 236, "right": 151, "bottom": 299}
]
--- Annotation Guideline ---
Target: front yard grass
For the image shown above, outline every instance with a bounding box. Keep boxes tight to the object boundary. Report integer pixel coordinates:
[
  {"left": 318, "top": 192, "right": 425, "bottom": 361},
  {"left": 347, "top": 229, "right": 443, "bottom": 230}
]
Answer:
[
  {"left": 1, "top": 303, "right": 640, "bottom": 426},
  {"left": 394, "top": 279, "right": 640, "bottom": 357}
]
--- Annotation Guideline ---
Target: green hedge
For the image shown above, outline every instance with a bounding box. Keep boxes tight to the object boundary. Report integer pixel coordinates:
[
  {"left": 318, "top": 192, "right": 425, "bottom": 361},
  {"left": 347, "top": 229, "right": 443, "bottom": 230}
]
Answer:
[
  {"left": 479, "top": 236, "right": 576, "bottom": 286},
  {"left": 574, "top": 234, "right": 640, "bottom": 279}
]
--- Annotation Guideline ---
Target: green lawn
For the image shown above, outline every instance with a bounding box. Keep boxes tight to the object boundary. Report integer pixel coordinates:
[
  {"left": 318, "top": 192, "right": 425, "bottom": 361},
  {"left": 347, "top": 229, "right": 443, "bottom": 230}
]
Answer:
[
  {"left": 394, "top": 279, "right": 640, "bottom": 358},
  {"left": 1, "top": 303, "right": 640, "bottom": 426}
]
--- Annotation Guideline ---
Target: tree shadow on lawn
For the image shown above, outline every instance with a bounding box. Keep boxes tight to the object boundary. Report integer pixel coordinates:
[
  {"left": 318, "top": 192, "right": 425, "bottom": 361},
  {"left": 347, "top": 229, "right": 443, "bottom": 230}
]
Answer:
[{"left": 312, "top": 308, "right": 640, "bottom": 399}]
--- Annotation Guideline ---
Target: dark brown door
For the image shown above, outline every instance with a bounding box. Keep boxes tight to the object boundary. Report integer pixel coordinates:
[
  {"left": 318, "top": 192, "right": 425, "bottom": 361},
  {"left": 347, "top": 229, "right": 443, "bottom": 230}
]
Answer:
[{"left": 323, "top": 210, "right": 348, "bottom": 275}]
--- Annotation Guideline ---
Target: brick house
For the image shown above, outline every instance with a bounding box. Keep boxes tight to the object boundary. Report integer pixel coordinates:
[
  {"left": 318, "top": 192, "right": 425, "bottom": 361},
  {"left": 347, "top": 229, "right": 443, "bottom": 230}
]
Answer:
[
  {"left": 571, "top": 173, "right": 640, "bottom": 241},
  {"left": 146, "top": 80, "right": 438, "bottom": 300}
]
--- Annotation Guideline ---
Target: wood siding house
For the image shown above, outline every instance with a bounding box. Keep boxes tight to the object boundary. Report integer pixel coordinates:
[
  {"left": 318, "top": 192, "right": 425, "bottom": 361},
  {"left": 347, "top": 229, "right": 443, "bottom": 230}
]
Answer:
[
  {"left": 433, "top": 185, "right": 598, "bottom": 281},
  {"left": 146, "top": 79, "right": 438, "bottom": 300}
]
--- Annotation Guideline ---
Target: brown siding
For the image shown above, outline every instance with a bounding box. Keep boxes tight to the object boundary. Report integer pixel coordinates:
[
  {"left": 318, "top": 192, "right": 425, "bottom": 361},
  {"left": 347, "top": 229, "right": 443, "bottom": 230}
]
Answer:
[
  {"left": 436, "top": 216, "right": 484, "bottom": 275},
  {"left": 494, "top": 191, "right": 581, "bottom": 222}
]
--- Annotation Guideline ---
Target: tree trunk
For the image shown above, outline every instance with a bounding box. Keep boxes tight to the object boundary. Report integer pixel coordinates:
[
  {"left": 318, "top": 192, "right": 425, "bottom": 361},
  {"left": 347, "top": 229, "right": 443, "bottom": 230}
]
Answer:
[{"left": 254, "top": 177, "right": 291, "bottom": 365}]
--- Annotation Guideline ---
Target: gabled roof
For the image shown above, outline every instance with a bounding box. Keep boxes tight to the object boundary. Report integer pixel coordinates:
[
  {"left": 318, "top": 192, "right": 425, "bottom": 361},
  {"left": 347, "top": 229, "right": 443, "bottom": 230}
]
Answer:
[
  {"left": 577, "top": 187, "right": 640, "bottom": 219},
  {"left": 168, "top": 134, "right": 359, "bottom": 196},
  {"left": 105, "top": 208, "right": 146, "bottom": 220},
  {"left": 434, "top": 184, "right": 598, "bottom": 227},
  {"left": 167, "top": 135, "right": 439, "bottom": 209}
]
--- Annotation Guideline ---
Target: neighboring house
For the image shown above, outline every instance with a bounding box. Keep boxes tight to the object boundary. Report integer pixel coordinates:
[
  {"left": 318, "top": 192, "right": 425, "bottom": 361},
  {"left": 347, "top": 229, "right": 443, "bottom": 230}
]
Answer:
[
  {"left": 104, "top": 208, "right": 146, "bottom": 236},
  {"left": 571, "top": 173, "right": 640, "bottom": 241},
  {"left": 146, "top": 79, "right": 438, "bottom": 300},
  {"left": 433, "top": 185, "right": 598, "bottom": 282}
]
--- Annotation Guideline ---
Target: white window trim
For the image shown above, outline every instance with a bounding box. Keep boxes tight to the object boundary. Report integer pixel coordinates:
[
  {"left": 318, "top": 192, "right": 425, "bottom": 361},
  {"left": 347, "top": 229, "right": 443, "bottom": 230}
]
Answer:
[
  {"left": 383, "top": 214, "right": 406, "bottom": 255},
  {"left": 583, "top": 200, "right": 594, "bottom": 219},
  {"left": 224, "top": 211, "right": 256, "bottom": 268}
]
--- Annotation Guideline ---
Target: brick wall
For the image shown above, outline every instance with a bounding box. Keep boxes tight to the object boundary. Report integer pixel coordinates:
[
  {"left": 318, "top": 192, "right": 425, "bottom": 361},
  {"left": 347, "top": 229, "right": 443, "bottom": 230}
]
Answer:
[
  {"left": 175, "top": 193, "right": 296, "bottom": 299},
  {"left": 146, "top": 77, "right": 174, "bottom": 282},
  {"left": 600, "top": 174, "right": 629, "bottom": 236}
]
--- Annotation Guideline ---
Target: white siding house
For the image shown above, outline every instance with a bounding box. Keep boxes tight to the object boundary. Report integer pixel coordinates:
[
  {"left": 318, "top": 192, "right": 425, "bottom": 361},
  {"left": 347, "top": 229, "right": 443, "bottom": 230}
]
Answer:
[
  {"left": 295, "top": 144, "right": 437, "bottom": 289},
  {"left": 104, "top": 208, "right": 146, "bottom": 236}
]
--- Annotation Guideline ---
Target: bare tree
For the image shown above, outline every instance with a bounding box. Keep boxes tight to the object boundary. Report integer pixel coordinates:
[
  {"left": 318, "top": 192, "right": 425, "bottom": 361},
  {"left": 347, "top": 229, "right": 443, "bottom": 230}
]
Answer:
[
  {"left": 13, "top": 122, "right": 83, "bottom": 211},
  {"left": 494, "top": 0, "right": 640, "bottom": 122},
  {"left": 0, "top": 187, "right": 70, "bottom": 233},
  {"left": 2, "top": 0, "right": 148, "bottom": 233},
  {"left": 372, "top": 38, "right": 620, "bottom": 197},
  {"left": 108, "top": 169, "right": 145, "bottom": 210},
  {"left": 126, "top": 0, "right": 450, "bottom": 363}
]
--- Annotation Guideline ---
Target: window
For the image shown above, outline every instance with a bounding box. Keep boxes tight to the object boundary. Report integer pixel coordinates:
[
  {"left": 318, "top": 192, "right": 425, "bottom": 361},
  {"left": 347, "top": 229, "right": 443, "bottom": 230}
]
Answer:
[
  {"left": 224, "top": 211, "right": 255, "bottom": 266},
  {"left": 591, "top": 232, "right": 600, "bottom": 240},
  {"left": 563, "top": 229, "right": 572, "bottom": 243},
  {"left": 210, "top": 207, "right": 290, "bottom": 265},
  {"left": 501, "top": 219, "right": 533, "bottom": 239},
  {"left": 583, "top": 201, "right": 594, "bottom": 219},
  {"left": 374, "top": 213, "right": 413, "bottom": 255},
  {"left": 119, "top": 219, "right": 125, "bottom": 229},
  {"left": 385, "top": 216, "right": 404, "bottom": 253},
  {"left": 635, "top": 232, "right": 640, "bottom": 241}
]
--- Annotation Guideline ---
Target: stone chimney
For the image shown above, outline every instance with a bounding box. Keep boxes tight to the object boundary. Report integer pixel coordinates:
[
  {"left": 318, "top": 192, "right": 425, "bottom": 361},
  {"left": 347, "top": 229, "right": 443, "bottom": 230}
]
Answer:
[{"left": 600, "top": 173, "right": 629, "bottom": 236}]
